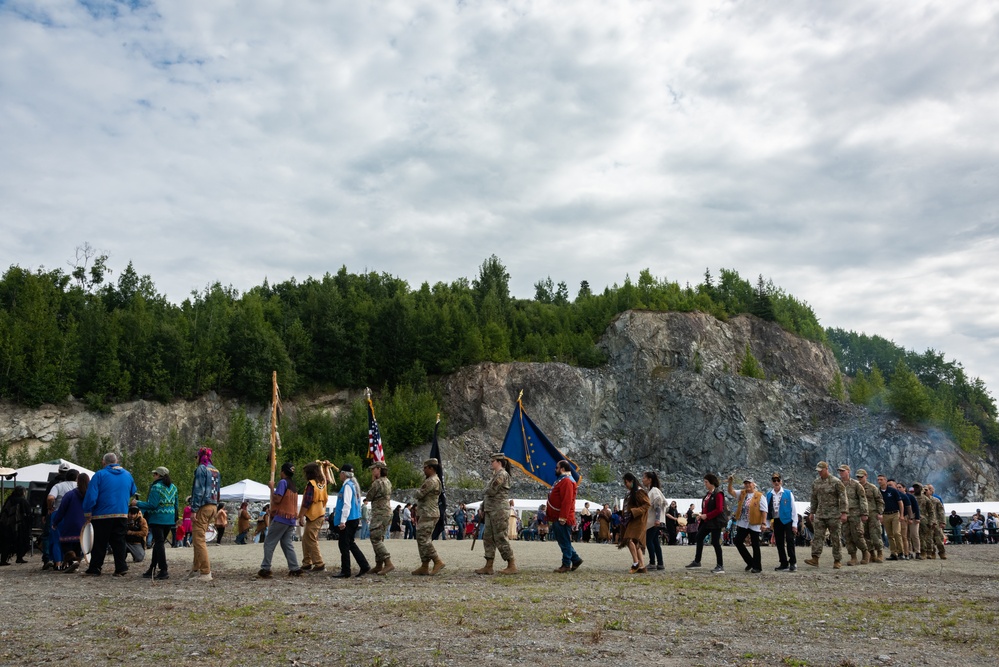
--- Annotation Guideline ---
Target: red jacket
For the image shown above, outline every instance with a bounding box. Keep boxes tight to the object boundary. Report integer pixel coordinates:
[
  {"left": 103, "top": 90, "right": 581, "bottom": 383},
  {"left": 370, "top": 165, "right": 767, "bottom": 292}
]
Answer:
[{"left": 546, "top": 474, "right": 577, "bottom": 527}]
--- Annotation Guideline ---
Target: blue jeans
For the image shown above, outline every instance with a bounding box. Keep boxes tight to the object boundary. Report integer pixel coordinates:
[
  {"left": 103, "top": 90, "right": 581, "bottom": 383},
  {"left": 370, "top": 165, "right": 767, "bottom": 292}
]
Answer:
[{"left": 552, "top": 522, "right": 581, "bottom": 568}]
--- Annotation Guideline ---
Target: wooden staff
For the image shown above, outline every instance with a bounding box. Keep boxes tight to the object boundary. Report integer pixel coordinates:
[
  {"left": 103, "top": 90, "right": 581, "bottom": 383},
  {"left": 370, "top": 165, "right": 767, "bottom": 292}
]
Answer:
[{"left": 270, "top": 371, "right": 279, "bottom": 485}]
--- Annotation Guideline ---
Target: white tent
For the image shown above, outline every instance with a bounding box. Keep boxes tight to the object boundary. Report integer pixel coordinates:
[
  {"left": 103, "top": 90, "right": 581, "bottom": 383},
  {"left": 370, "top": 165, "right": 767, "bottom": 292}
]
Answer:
[
  {"left": 466, "top": 498, "right": 599, "bottom": 513},
  {"left": 10, "top": 459, "right": 95, "bottom": 488},
  {"left": 219, "top": 479, "right": 272, "bottom": 503}
]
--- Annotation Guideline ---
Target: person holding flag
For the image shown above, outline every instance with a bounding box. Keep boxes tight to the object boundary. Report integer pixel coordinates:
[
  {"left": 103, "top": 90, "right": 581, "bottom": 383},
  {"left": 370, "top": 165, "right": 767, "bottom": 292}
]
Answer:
[
  {"left": 475, "top": 453, "right": 517, "bottom": 576},
  {"left": 412, "top": 459, "right": 445, "bottom": 576},
  {"left": 365, "top": 460, "right": 395, "bottom": 575},
  {"left": 547, "top": 460, "right": 583, "bottom": 573}
]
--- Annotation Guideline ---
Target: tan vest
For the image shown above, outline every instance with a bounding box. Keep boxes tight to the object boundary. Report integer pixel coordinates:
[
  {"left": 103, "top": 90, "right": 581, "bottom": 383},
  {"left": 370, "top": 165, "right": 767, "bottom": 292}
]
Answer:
[{"left": 304, "top": 480, "right": 328, "bottom": 521}]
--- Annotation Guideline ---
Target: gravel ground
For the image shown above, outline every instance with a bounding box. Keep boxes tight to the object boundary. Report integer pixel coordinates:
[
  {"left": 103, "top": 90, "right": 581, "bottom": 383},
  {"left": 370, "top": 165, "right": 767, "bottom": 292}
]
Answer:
[{"left": 2, "top": 538, "right": 998, "bottom": 667}]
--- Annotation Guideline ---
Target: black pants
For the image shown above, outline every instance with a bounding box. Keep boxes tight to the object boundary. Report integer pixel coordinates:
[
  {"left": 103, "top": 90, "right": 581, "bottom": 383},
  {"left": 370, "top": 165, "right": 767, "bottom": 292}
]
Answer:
[
  {"left": 215, "top": 526, "right": 225, "bottom": 544},
  {"left": 338, "top": 518, "right": 369, "bottom": 574},
  {"left": 734, "top": 526, "right": 761, "bottom": 570},
  {"left": 150, "top": 524, "right": 169, "bottom": 573},
  {"left": 773, "top": 518, "right": 796, "bottom": 566},
  {"left": 87, "top": 518, "right": 128, "bottom": 574},
  {"left": 693, "top": 525, "right": 723, "bottom": 567},
  {"left": 646, "top": 526, "right": 663, "bottom": 567}
]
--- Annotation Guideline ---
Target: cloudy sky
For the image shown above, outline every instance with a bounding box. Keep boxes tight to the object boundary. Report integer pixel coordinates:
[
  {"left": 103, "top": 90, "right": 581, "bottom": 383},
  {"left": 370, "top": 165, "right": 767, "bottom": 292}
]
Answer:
[{"left": 2, "top": 1, "right": 998, "bottom": 388}]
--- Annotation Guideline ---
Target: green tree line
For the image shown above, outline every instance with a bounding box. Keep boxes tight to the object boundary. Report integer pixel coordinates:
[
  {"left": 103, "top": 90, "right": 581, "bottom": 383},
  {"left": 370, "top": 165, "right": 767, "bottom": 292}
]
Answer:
[
  {"left": 827, "top": 329, "right": 998, "bottom": 453},
  {"left": 0, "top": 252, "right": 823, "bottom": 409}
]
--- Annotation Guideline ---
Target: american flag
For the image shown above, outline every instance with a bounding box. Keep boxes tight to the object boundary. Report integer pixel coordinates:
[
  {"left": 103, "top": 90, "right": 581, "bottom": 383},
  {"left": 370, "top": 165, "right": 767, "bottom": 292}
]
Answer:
[{"left": 367, "top": 398, "right": 385, "bottom": 462}]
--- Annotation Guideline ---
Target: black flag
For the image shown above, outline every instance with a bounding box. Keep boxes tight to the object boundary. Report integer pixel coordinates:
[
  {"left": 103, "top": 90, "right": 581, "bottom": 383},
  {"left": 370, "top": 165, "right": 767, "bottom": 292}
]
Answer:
[{"left": 429, "top": 416, "right": 448, "bottom": 540}]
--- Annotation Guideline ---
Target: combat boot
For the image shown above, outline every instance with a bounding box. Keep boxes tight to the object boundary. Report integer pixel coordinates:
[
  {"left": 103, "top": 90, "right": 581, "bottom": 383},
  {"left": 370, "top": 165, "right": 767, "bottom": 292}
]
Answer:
[
  {"left": 430, "top": 557, "right": 446, "bottom": 575},
  {"left": 370, "top": 561, "right": 384, "bottom": 575},
  {"left": 377, "top": 559, "right": 395, "bottom": 575},
  {"left": 498, "top": 558, "right": 518, "bottom": 575},
  {"left": 833, "top": 560, "right": 842, "bottom": 569},
  {"left": 847, "top": 555, "right": 859, "bottom": 566},
  {"left": 927, "top": 552, "right": 935, "bottom": 560},
  {"left": 804, "top": 557, "right": 819, "bottom": 567},
  {"left": 411, "top": 561, "right": 431, "bottom": 576},
  {"left": 939, "top": 550, "right": 947, "bottom": 560},
  {"left": 875, "top": 552, "right": 884, "bottom": 563},
  {"left": 474, "top": 559, "right": 495, "bottom": 575},
  {"left": 860, "top": 552, "right": 870, "bottom": 565}
]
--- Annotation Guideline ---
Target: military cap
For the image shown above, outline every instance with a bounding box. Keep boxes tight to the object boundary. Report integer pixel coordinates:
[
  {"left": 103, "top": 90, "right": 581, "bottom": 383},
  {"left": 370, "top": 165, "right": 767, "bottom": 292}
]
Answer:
[
  {"left": 837, "top": 464, "right": 851, "bottom": 472},
  {"left": 490, "top": 452, "right": 508, "bottom": 461},
  {"left": 815, "top": 461, "right": 829, "bottom": 471},
  {"left": 368, "top": 461, "right": 388, "bottom": 470},
  {"left": 856, "top": 468, "right": 868, "bottom": 477},
  {"left": 423, "top": 458, "right": 439, "bottom": 468}
]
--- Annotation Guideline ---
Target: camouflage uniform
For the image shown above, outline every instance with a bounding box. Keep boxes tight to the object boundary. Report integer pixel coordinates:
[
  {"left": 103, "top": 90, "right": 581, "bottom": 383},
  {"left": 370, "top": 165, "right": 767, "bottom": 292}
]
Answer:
[
  {"left": 482, "top": 468, "right": 514, "bottom": 562},
  {"left": 809, "top": 474, "right": 848, "bottom": 562},
  {"left": 842, "top": 478, "right": 870, "bottom": 559},
  {"left": 414, "top": 473, "right": 441, "bottom": 564},
  {"left": 917, "top": 493, "right": 935, "bottom": 557},
  {"left": 366, "top": 475, "right": 393, "bottom": 564},
  {"left": 861, "top": 479, "right": 886, "bottom": 559}
]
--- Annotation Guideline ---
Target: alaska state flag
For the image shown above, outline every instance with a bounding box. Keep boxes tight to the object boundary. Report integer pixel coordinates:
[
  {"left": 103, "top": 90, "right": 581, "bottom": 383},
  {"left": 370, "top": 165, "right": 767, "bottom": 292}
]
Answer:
[{"left": 500, "top": 397, "right": 579, "bottom": 486}]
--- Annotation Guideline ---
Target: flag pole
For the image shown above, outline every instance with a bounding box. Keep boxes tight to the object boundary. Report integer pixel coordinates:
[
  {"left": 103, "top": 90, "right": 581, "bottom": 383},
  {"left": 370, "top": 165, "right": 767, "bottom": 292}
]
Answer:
[{"left": 270, "top": 370, "right": 278, "bottom": 485}]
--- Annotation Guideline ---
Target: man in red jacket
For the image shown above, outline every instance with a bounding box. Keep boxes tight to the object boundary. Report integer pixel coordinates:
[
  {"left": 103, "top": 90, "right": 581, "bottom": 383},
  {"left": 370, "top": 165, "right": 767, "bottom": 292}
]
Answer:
[{"left": 547, "top": 460, "right": 583, "bottom": 573}]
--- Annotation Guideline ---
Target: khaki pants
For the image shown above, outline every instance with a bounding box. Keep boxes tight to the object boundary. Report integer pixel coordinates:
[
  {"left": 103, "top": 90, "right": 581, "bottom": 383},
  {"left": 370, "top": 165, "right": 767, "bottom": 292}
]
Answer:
[
  {"left": 882, "top": 512, "right": 903, "bottom": 556},
  {"left": 192, "top": 505, "right": 217, "bottom": 574},
  {"left": 301, "top": 516, "right": 324, "bottom": 568},
  {"left": 908, "top": 520, "right": 921, "bottom": 555},
  {"left": 900, "top": 517, "right": 910, "bottom": 554}
]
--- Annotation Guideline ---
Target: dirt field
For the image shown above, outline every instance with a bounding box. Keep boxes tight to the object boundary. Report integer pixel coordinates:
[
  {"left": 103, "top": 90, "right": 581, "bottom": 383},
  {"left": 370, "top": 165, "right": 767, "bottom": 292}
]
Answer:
[{"left": 2, "top": 538, "right": 997, "bottom": 667}]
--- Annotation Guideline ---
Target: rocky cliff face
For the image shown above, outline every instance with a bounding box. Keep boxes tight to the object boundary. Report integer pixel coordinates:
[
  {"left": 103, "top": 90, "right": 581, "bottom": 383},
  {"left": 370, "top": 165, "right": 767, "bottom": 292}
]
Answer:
[
  {"left": 439, "top": 311, "right": 999, "bottom": 502},
  {"left": 3, "top": 311, "right": 996, "bottom": 501}
]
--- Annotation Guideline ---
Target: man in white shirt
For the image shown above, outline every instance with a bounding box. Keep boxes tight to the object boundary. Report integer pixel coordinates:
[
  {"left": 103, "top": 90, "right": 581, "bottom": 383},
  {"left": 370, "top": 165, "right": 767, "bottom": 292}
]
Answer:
[{"left": 766, "top": 473, "right": 798, "bottom": 572}]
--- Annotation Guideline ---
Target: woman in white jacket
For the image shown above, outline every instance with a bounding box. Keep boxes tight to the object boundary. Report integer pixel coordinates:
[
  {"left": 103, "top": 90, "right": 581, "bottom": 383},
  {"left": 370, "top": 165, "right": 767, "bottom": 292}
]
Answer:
[{"left": 643, "top": 471, "right": 667, "bottom": 570}]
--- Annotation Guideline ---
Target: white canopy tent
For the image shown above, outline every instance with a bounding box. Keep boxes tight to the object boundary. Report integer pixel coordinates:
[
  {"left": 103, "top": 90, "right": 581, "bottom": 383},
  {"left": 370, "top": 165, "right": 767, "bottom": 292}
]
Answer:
[
  {"left": 219, "top": 479, "right": 272, "bottom": 503},
  {"left": 465, "top": 498, "right": 599, "bottom": 513},
  {"left": 9, "top": 459, "right": 95, "bottom": 488}
]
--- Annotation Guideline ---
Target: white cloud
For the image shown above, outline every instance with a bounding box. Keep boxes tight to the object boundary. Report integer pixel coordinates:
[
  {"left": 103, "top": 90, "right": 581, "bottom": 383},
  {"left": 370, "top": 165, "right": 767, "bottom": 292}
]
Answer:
[{"left": 2, "top": 0, "right": 999, "bottom": 389}]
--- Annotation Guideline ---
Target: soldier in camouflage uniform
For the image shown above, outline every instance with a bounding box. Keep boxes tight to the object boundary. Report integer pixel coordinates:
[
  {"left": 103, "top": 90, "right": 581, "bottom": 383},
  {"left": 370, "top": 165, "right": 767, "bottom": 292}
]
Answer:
[
  {"left": 857, "top": 469, "right": 885, "bottom": 563},
  {"left": 925, "top": 484, "right": 947, "bottom": 559},
  {"left": 412, "top": 458, "right": 444, "bottom": 576},
  {"left": 475, "top": 453, "right": 517, "bottom": 575},
  {"left": 837, "top": 464, "right": 869, "bottom": 566},
  {"left": 805, "top": 461, "right": 848, "bottom": 569},
  {"left": 365, "top": 461, "right": 394, "bottom": 575},
  {"left": 914, "top": 484, "right": 935, "bottom": 560}
]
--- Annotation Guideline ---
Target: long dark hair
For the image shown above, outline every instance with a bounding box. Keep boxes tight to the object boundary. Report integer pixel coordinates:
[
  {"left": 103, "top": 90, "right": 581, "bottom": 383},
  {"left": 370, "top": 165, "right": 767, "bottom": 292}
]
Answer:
[
  {"left": 623, "top": 472, "right": 640, "bottom": 507},
  {"left": 644, "top": 470, "right": 661, "bottom": 490},
  {"left": 155, "top": 473, "right": 173, "bottom": 488},
  {"left": 281, "top": 463, "right": 298, "bottom": 494}
]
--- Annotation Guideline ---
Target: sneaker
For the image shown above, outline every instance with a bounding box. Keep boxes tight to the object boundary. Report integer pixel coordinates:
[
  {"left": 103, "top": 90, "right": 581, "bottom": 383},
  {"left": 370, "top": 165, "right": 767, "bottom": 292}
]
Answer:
[
  {"left": 288, "top": 569, "right": 303, "bottom": 577},
  {"left": 711, "top": 565, "right": 725, "bottom": 574},
  {"left": 775, "top": 564, "right": 789, "bottom": 571},
  {"left": 198, "top": 572, "right": 213, "bottom": 581},
  {"left": 65, "top": 562, "right": 79, "bottom": 574},
  {"left": 745, "top": 565, "right": 753, "bottom": 572},
  {"left": 299, "top": 564, "right": 313, "bottom": 572},
  {"left": 788, "top": 565, "right": 797, "bottom": 572},
  {"left": 142, "top": 569, "right": 154, "bottom": 579},
  {"left": 310, "top": 565, "right": 325, "bottom": 573},
  {"left": 187, "top": 570, "right": 200, "bottom": 580},
  {"left": 256, "top": 569, "right": 272, "bottom": 579},
  {"left": 751, "top": 568, "right": 762, "bottom": 574},
  {"left": 655, "top": 565, "right": 665, "bottom": 571},
  {"left": 570, "top": 559, "right": 583, "bottom": 571},
  {"left": 685, "top": 561, "right": 701, "bottom": 569},
  {"left": 155, "top": 571, "right": 170, "bottom": 580}
]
